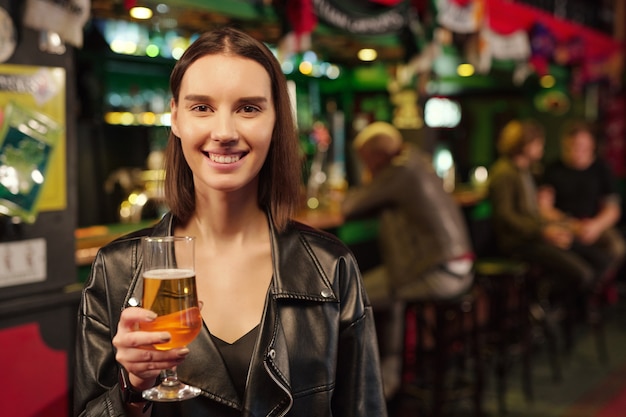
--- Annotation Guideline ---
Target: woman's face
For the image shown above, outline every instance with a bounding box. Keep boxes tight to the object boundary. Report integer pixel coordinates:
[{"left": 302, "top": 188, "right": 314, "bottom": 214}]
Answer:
[
  {"left": 524, "top": 136, "right": 545, "bottom": 162},
  {"left": 170, "top": 53, "right": 275, "bottom": 197}
]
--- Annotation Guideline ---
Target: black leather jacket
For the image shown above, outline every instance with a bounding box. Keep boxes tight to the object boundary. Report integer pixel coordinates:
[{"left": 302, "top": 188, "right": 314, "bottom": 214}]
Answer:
[{"left": 74, "top": 213, "right": 386, "bottom": 417}]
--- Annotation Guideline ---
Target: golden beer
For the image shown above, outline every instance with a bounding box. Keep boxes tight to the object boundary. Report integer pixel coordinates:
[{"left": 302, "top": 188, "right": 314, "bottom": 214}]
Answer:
[{"left": 140, "top": 268, "right": 202, "bottom": 350}]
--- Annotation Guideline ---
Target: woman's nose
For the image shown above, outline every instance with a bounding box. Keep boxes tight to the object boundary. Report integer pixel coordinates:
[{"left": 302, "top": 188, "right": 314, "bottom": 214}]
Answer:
[{"left": 211, "top": 112, "right": 238, "bottom": 142}]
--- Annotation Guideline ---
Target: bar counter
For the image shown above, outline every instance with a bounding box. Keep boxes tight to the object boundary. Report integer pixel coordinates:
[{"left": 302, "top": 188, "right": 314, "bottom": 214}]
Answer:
[{"left": 75, "top": 186, "right": 486, "bottom": 269}]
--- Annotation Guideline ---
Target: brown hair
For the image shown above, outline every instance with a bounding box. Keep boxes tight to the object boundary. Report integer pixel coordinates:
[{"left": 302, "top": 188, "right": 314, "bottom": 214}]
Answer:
[
  {"left": 497, "top": 119, "right": 545, "bottom": 157},
  {"left": 164, "top": 27, "right": 302, "bottom": 231},
  {"left": 561, "top": 120, "right": 595, "bottom": 143}
]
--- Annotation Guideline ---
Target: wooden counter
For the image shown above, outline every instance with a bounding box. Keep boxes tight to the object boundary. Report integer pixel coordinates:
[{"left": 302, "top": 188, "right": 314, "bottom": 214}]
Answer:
[
  {"left": 75, "top": 220, "right": 156, "bottom": 266},
  {"left": 76, "top": 186, "right": 485, "bottom": 268},
  {"left": 294, "top": 209, "right": 345, "bottom": 230}
]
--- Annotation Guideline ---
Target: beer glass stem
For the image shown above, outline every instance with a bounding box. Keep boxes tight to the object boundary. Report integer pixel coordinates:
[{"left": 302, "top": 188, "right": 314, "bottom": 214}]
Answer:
[{"left": 161, "top": 368, "right": 180, "bottom": 387}]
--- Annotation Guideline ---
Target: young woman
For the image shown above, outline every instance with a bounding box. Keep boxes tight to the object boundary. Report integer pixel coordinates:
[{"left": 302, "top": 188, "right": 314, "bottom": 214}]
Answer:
[{"left": 74, "top": 27, "right": 386, "bottom": 417}]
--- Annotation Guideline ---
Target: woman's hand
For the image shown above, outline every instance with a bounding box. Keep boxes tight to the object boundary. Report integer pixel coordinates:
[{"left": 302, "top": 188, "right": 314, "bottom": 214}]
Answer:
[{"left": 112, "top": 307, "right": 190, "bottom": 390}]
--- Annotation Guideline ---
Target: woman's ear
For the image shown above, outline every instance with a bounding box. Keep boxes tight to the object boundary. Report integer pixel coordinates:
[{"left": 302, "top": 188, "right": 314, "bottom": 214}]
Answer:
[{"left": 170, "top": 97, "right": 180, "bottom": 137}]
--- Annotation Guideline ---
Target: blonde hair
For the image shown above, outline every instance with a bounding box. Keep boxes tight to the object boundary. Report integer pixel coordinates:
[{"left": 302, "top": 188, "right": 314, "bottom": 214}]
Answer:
[
  {"left": 497, "top": 119, "right": 544, "bottom": 157},
  {"left": 353, "top": 121, "right": 403, "bottom": 155}
]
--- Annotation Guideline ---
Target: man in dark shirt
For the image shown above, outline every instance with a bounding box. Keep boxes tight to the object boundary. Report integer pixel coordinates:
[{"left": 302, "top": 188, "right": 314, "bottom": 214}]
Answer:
[{"left": 542, "top": 121, "right": 625, "bottom": 288}]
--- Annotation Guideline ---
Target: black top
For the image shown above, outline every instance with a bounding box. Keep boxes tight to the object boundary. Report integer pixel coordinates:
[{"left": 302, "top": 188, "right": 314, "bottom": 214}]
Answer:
[
  {"left": 211, "top": 325, "right": 259, "bottom": 400},
  {"left": 542, "top": 159, "right": 618, "bottom": 218}
]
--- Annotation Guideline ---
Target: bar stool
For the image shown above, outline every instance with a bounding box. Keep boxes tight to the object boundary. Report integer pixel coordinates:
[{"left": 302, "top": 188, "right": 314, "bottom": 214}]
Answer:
[
  {"left": 474, "top": 257, "right": 534, "bottom": 415},
  {"left": 588, "top": 280, "right": 612, "bottom": 364},
  {"left": 400, "top": 289, "right": 484, "bottom": 417},
  {"left": 567, "top": 272, "right": 614, "bottom": 364}
]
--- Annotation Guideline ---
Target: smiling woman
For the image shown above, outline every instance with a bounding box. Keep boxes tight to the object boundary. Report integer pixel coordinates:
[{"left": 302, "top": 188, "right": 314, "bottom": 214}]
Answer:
[
  {"left": 170, "top": 53, "right": 275, "bottom": 196},
  {"left": 74, "top": 26, "right": 387, "bottom": 417}
]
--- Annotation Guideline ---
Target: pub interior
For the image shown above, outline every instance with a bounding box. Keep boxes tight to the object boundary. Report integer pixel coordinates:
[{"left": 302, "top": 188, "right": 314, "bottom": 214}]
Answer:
[{"left": 1, "top": 0, "right": 625, "bottom": 416}]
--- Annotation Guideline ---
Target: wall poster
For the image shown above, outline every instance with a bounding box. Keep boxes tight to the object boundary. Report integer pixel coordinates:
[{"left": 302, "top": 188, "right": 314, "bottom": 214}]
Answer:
[{"left": 0, "top": 64, "right": 66, "bottom": 223}]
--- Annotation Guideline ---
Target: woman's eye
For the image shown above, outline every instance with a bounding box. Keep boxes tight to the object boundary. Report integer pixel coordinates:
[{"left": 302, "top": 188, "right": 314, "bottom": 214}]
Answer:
[
  {"left": 241, "top": 105, "right": 260, "bottom": 113},
  {"left": 191, "top": 104, "right": 209, "bottom": 112}
]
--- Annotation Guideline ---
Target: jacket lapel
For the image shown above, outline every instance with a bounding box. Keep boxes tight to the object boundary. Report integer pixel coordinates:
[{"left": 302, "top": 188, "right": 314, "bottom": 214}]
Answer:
[
  {"left": 239, "top": 218, "right": 339, "bottom": 416},
  {"left": 243, "top": 294, "right": 292, "bottom": 416}
]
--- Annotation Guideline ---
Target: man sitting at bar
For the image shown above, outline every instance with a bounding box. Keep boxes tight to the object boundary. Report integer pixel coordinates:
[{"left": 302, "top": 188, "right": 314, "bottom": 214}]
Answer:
[
  {"left": 541, "top": 120, "right": 625, "bottom": 294},
  {"left": 341, "top": 121, "right": 475, "bottom": 399}
]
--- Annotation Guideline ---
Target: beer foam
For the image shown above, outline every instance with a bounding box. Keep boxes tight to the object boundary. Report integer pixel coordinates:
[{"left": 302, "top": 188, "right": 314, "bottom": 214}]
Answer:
[{"left": 143, "top": 268, "right": 195, "bottom": 279}]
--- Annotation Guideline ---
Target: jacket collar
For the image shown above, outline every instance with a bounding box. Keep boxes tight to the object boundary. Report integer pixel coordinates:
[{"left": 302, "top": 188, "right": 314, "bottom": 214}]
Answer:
[{"left": 151, "top": 212, "right": 338, "bottom": 302}]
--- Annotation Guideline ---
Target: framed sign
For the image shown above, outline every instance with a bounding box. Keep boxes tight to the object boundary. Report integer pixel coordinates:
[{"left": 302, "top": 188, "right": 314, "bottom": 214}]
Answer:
[{"left": 0, "top": 65, "right": 66, "bottom": 222}]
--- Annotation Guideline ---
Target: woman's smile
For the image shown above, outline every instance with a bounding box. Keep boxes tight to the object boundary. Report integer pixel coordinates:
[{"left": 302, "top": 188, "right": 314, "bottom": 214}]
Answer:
[{"left": 204, "top": 151, "right": 247, "bottom": 164}]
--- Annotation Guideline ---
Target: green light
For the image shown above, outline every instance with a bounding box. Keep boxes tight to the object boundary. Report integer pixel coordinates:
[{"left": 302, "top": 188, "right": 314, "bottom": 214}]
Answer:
[{"left": 146, "top": 44, "right": 159, "bottom": 58}]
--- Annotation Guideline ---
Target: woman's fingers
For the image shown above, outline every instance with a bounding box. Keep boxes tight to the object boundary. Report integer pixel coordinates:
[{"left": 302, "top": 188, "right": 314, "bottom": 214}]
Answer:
[
  {"left": 113, "top": 306, "right": 192, "bottom": 386},
  {"left": 117, "top": 306, "right": 157, "bottom": 331},
  {"left": 114, "top": 307, "right": 168, "bottom": 350},
  {"left": 123, "top": 349, "right": 190, "bottom": 381}
]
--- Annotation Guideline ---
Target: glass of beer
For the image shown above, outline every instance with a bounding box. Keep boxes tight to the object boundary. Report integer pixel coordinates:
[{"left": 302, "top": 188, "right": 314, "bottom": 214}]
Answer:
[{"left": 139, "top": 236, "right": 202, "bottom": 401}]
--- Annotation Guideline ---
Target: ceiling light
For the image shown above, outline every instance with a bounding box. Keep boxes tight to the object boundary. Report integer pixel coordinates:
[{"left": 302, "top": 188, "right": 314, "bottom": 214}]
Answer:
[
  {"left": 357, "top": 48, "right": 377, "bottom": 62},
  {"left": 130, "top": 6, "right": 153, "bottom": 20}
]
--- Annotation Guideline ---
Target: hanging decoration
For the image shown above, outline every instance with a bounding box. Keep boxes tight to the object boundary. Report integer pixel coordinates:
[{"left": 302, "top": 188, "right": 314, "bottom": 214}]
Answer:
[
  {"left": 527, "top": 22, "right": 557, "bottom": 76},
  {"left": 430, "top": 0, "right": 623, "bottom": 93},
  {"left": 23, "top": 0, "right": 91, "bottom": 49},
  {"left": 0, "top": 7, "right": 17, "bottom": 63},
  {"left": 476, "top": 28, "right": 531, "bottom": 76},
  {"left": 277, "top": 0, "right": 622, "bottom": 97},
  {"left": 436, "top": 0, "right": 484, "bottom": 35},
  {"left": 312, "top": 0, "right": 408, "bottom": 35},
  {"left": 274, "top": 0, "right": 316, "bottom": 62}
]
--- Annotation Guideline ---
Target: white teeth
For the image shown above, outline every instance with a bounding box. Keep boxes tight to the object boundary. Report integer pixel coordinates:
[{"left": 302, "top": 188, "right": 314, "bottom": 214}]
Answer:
[{"left": 209, "top": 154, "right": 240, "bottom": 164}]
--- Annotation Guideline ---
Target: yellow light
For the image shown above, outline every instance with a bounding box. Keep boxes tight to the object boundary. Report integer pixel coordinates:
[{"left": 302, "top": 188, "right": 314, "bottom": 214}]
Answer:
[
  {"left": 540, "top": 74, "right": 556, "bottom": 88},
  {"left": 357, "top": 48, "right": 377, "bottom": 62},
  {"left": 135, "top": 193, "right": 148, "bottom": 205},
  {"left": 120, "top": 112, "right": 135, "bottom": 125},
  {"left": 130, "top": 6, "right": 153, "bottom": 20},
  {"left": 139, "top": 112, "right": 156, "bottom": 125},
  {"left": 120, "top": 203, "right": 131, "bottom": 218},
  {"left": 105, "top": 112, "right": 122, "bottom": 125},
  {"left": 111, "top": 39, "right": 138, "bottom": 55},
  {"left": 171, "top": 47, "right": 185, "bottom": 60},
  {"left": 299, "top": 61, "right": 313, "bottom": 75},
  {"left": 457, "top": 63, "right": 475, "bottom": 77},
  {"left": 110, "top": 39, "right": 126, "bottom": 54}
]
